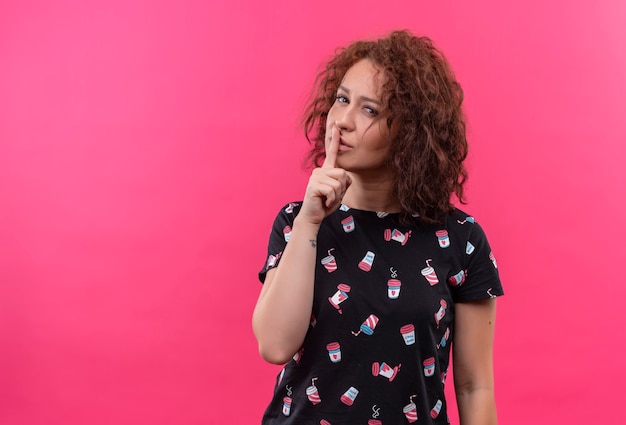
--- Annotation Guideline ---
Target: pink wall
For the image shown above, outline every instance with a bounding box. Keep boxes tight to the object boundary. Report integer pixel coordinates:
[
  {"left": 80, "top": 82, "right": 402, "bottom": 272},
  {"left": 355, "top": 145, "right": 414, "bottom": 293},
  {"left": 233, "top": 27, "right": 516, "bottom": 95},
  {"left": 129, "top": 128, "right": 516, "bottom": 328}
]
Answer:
[{"left": 1, "top": 1, "right": 625, "bottom": 423}]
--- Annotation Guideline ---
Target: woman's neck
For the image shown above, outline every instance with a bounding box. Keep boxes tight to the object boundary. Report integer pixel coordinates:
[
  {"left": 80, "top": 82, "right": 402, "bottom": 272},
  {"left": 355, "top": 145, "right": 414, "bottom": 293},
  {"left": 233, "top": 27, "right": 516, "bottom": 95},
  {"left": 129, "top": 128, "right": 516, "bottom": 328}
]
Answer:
[{"left": 341, "top": 171, "right": 400, "bottom": 213}]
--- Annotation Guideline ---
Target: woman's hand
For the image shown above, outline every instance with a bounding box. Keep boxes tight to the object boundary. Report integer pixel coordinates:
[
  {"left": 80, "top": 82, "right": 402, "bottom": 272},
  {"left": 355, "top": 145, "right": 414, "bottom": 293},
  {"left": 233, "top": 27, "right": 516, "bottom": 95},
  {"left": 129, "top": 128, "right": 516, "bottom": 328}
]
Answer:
[{"left": 298, "top": 126, "right": 352, "bottom": 226}]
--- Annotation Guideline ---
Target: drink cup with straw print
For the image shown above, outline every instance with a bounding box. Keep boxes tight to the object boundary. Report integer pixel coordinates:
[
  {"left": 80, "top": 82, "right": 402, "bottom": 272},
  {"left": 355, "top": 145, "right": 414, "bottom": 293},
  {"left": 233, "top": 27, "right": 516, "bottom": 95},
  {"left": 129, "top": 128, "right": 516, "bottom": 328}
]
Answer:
[
  {"left": 421, "top": 259, "right": 439, "bottom": 286},
  {"left": 403, "top": 394, "right": 418, "bottom": 423},
  {"left": 352, "top": 314, "right": 379, "bottom": 336},
  {"left": 283, "top": 225, "right": 292, "bottom": 242},
  {"left": 321, "top": 248, "right": 337, "bottom": 273},
  {"left": 306, "top": 377, "right": 321, "bottom": 405}
]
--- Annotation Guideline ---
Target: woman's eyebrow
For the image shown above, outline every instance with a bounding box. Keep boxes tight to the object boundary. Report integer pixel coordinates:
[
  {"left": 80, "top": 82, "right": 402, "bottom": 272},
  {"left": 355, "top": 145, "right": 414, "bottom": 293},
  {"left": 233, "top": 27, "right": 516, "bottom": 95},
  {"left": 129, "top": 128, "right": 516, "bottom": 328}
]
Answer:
[{"left": 338, "top": 85, "right": 382, "bottom": 105}]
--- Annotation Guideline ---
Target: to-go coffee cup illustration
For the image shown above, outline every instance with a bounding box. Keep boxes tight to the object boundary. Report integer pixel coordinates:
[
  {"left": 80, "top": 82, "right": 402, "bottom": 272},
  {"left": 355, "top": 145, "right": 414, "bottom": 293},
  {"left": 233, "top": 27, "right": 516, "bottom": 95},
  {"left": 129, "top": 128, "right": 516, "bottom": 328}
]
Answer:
[
  {"left": 326, "top": 342, "right": 341, "bottom": 363},
  {"left": 435, "top": 230, "right": 450, "bottom": 248},
  {"left": 400, "top": 324, "right": 415, "bottom": 345},
  {"left": 282, "top": 396, "right": 292, "bottom": 416},
  {"left": 328, "top": 284, "right": 351, "bottom": 314},
  {"left": 387, "top": 278, "right": 401, "bottom": 299}
]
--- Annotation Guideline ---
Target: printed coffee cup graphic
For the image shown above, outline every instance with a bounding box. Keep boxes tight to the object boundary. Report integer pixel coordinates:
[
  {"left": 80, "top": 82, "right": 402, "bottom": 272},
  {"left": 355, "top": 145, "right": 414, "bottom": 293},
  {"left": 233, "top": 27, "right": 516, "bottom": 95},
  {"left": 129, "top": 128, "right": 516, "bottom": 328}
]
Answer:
[
  {"left": 326, "top": 342, "right": 341, "bottom": 363},
  {"left": 400, "top": 324, "right": 415, "bottom": 345}
]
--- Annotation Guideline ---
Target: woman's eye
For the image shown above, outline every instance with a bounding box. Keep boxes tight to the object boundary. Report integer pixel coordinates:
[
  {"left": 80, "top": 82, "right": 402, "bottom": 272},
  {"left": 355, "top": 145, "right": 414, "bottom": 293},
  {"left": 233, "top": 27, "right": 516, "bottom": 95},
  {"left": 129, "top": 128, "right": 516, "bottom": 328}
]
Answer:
[
  {"left": 335, "top": 94, "right": 348, "bottom": 103},
  {"left": 364, "top": 106, "right": 379, "bottom": 116}
]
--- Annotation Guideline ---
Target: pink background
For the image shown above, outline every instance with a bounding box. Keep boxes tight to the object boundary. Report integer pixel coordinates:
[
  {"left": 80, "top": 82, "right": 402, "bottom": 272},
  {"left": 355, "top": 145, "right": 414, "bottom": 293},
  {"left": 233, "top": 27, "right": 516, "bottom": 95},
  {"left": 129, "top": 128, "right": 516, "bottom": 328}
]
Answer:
[{"left": 1, "top": 1, "right": 625, "bottom": 424}]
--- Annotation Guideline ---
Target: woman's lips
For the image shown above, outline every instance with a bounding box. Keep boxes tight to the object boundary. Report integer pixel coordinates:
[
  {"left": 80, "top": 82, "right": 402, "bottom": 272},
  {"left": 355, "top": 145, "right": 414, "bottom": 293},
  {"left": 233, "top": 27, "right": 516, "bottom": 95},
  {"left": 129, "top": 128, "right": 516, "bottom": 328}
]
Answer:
[{"left": 338, "top": 140, "right": 352, "bottom": 151}]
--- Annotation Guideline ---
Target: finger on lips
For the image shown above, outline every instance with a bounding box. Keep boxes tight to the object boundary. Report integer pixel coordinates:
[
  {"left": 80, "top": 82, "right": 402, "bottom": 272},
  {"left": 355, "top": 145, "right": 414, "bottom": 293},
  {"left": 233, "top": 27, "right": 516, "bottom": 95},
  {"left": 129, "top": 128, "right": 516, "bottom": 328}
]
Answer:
[{"left": 322, "top": 126, "right": 340, "bottom": 169}]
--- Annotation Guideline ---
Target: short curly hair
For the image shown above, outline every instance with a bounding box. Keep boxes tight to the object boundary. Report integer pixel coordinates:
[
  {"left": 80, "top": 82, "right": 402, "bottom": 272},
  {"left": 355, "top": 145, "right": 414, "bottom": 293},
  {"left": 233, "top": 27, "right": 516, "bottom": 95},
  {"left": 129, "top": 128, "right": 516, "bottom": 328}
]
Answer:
[{"left": 303, "top": 30, "right": 468, "bottom": 223}]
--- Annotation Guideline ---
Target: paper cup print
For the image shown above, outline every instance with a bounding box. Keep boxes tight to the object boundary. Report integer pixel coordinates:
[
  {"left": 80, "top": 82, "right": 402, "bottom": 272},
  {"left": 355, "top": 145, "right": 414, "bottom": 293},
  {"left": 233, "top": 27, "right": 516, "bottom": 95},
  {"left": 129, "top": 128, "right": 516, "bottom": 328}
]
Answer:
[
  {"left": 306, "top": 378, "right": 321, "bottom": 405},
  {"left": 341, "top": 216, "right": 355, "bottom": 233},
  {"left": 434, "top": 300, "right": 448, "bottom": 326},
  {"left": 321, "top": 249, "right": 337, "bottom": 273},
  {"left": 283, "top": 225, "right": 292, "bottom": 242},
  {"left": 368, "top": 420, "right": 382, "bottom": 425},
  {"left": 328, "top": 284, "right": 351, "bottom": 314},
  {"left": 320, "top": 421, "right": 331, "bottom": 425},
  {"left": 430, "top": 399, "right": 443, "bottom": 418},
  {"left": 421, "top": 259, "right": 439, "bottom": 286},
  {"left": 384, "top": 228, "right": 412, "bottom": 245},
  {"left": 438, "top": 327, "right": 450, "bottom": 348},
  {"left": 358, "top": 251, "right": 375, "bottom": 271},
  {"left": 435, "top": 230, "right": 450, "bottom": 248},
  {"left": 423, "top": 357, "right": 435, "bottom": 377},
  {"left": 372, "top": 361, "right": 401, "bottom": 382},
  {"left": 282, "top": 396, "right": 292, "bottom": 416},
  {"left": 489, "top": 251, "right": 498, "bottom": 268},
  {"left": 403, "top": 400, "right": 418, "bottom": 423},
  {"left": 284, "top": 202, "right": 298, "bottom": 213},
  {"left": 340, "top": 387, "right": 359, "bottom": 406},
  {"left": 352, "top": 314, "right": 379, "bottom": 336},
  {"left": 466, "top": 241, "right": 475, "bottom": 255},
  {"left": 326, "top": 342, "right": 341, "bottom": 363},
  {"left": 339, "top": 203, "right": 350, "bottom": 212},
  {"left": 387, "top": 279, "right": 401, "bottom": 299},
  {"left": 400, "top": 324, "right": 415, "bottom": 345},
  {"left": 447, "top": 269, "right": 465, "bottom": 287},
  {"left": 292, "top": 347, "right": 304, "bottom": 364}
]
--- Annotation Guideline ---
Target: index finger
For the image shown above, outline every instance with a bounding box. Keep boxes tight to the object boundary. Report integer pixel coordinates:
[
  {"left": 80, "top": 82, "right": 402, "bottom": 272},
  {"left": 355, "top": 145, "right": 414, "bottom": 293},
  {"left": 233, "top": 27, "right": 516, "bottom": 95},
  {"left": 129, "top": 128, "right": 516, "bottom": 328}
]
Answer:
[{"left": 322, "top": 126, "right": 339, "bottom": 169}]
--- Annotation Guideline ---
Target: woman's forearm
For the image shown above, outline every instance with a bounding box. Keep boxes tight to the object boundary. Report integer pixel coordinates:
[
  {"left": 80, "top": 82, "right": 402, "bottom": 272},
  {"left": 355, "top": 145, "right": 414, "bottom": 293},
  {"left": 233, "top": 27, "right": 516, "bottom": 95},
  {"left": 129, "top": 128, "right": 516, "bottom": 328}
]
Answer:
[
  {"left": 456, "top": 387, "right": 497, "bottom": 425},
  {"left": 252, "top": 216, "right": 320, "bottom": 364}
]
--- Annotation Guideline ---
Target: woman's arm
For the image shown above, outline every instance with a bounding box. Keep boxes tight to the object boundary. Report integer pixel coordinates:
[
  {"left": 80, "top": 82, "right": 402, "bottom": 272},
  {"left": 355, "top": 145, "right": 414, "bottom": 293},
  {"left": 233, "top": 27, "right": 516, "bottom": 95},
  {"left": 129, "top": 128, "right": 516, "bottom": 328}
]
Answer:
[
  {"left": 453, "top": 298, "right": 498, "bottom": 425},
  {"left": 252, "top": 127, "right": 349, "bottom": 364},
  {"left": 251, "top": 217, "right": 321, "bottom": 364}
]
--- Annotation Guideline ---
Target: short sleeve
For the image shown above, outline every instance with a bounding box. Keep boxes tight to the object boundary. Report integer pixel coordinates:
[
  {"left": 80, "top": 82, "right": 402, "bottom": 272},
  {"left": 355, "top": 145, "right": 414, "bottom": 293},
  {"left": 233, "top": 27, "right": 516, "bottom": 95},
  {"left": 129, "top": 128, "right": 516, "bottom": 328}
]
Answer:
[
  {"left": 451, "top": 221, "right": 504, "bottom": 302},
  {"left": 258, "top": 202, "right": 301, "bottom": 283}
]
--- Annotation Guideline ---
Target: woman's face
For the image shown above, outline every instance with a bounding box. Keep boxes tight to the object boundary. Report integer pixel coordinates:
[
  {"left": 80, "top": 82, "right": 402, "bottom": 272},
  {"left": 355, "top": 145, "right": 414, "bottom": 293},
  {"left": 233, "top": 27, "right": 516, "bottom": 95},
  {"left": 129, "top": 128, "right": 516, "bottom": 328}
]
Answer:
[{"left": 325, "top": 59, "right": 390, "bottom": 174}]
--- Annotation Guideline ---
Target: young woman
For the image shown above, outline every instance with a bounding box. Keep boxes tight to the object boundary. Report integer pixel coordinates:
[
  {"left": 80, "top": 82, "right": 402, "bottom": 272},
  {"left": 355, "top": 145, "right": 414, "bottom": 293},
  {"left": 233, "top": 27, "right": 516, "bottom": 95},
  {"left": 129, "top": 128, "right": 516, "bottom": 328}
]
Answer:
[{"left": 253, "top": 30, "right": 503, "bottom": 425}]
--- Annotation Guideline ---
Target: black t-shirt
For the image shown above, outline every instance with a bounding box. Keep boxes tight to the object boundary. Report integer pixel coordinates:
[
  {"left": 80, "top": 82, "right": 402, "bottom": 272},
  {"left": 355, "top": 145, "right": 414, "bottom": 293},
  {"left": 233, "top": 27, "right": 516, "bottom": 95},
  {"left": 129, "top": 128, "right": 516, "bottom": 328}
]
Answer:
[{"left": 259, "top": 202, "right": 503, "bottom": 424}]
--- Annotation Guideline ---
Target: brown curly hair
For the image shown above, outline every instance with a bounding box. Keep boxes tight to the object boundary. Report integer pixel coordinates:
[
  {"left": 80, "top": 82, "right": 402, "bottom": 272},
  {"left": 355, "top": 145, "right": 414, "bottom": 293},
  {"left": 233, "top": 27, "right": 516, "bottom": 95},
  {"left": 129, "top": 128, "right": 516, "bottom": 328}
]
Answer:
[{"left": 303, "top": 30, "right": 468, "bottom": 223}]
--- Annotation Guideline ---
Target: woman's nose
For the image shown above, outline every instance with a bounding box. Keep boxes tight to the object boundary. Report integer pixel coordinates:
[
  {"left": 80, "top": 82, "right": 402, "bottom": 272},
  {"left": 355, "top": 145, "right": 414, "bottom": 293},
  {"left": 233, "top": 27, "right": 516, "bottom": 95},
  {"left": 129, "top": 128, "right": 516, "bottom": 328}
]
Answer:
[{"left": 335, "top": 107, "right": 355, "bottom": 132}]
